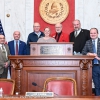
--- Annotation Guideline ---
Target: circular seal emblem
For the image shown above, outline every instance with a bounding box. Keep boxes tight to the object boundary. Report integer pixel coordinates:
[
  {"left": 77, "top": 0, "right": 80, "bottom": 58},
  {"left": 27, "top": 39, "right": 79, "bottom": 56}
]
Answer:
[{"left": 39, "top": 0, "right": 69, "bottom": 24}]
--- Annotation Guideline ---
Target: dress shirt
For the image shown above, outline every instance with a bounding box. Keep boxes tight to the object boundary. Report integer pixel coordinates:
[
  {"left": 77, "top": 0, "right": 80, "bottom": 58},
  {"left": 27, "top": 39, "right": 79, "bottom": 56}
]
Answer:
[
  {"left": 14, "top": 40, "right": 19, "bottom": 53},
  {"left": 35, "top": 32, "right": 41, "bottom": 37},
  {"left": 74, "top": 28, "right": 81, "bottom": 37},
  {"left": 0, "top": 44, "right": 7, "bottom": 58},
  {"left": 92, "top": 38, "right": 98, "bottom": 53}
]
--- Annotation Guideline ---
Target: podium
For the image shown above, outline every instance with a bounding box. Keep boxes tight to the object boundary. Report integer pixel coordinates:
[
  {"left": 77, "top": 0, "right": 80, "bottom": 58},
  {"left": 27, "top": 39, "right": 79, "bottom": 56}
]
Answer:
[
  {"left": 8, "top": 43, "right": 94, "bottom": 96},
  {"left": 30, "top": 42, "right": 73, "bottom": 55}
]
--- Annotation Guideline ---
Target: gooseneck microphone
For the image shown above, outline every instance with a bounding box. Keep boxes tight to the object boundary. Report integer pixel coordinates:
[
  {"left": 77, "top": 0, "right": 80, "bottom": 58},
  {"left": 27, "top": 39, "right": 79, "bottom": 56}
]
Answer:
[
  {"left": 32, "top": 82, "right": 37, "bottom": 86},
  {"left": 32, "top": 82, "right": 43, "bottom": 89},
  {"left": 32, "top": 82, "right": 59, "bottom": 97}
]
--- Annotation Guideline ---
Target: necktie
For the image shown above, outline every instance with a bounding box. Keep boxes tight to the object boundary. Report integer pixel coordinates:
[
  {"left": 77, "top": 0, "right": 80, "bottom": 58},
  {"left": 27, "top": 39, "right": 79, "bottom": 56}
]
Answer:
[
  {"left": 56, "top": 34, "right": 59, "bottom": 42},
  {"left": 56, "top": 33, "right": 61, "bottom": 42},
  {"left": 2, "top": 45, "right": 5, "bottom": 52},
  {"left": 74, "top": 31, "right": 77, "bottom": 37},
  {"left": 1, "top": 45, "right": 7, "bottom": 61},
  {"left": 16, "top": 41, "right": 18, "bottom": 55},
  {"left": 92, "top": 40, "right": 98, "bottom": 64}
]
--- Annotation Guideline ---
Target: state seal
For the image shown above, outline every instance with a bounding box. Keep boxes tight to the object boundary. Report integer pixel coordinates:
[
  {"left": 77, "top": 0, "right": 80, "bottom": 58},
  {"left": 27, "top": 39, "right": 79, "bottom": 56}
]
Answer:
[{"left": 39, "top": 0, "right": 69, "bottom": 24}]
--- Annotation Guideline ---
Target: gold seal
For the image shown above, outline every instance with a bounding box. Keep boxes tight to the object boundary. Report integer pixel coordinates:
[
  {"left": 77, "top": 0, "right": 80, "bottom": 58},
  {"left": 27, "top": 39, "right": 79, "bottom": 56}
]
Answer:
[{"left": 39, "top": 0, "right": 69, "bottom": 24}]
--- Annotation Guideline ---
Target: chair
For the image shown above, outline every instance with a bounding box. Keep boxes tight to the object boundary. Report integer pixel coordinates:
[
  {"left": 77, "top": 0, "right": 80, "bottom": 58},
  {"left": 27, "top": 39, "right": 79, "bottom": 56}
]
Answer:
[
  {"left": 0, "top": 79, "right": 15, "bottom": 95},
  {"left": 43, "top": 77, "right": 77, "bottom": 96}
]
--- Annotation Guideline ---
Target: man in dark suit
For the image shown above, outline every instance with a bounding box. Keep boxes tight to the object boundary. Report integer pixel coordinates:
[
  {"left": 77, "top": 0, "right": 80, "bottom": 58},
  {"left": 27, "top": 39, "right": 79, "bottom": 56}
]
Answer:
[
  {"left": 26, "top": 22, "right": 44, "bottom": 55},
  {"left": 82, "top": 28, "right": 100, "bottom": 96},
  {"left": 51, "top": 23, "right": 69, "bottom": 42},
  {"left": 8, "top": 31, "right": 27, "bottom": 55},
  {"left": 0, "top": 34, "right": 10, "bottom": 78},
  {"left": 69, "top": 19, "right": 90, "bottom": 53}
]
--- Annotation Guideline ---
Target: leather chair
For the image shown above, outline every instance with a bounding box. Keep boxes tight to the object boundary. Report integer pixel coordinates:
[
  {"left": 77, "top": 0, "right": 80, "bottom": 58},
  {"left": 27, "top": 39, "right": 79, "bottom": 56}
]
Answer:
[
  {"left": 43, "top": 77, "right": 77, "bottom": 96},
  {"left": 0, "top": 79, "right": 15, "bottom": 95}
]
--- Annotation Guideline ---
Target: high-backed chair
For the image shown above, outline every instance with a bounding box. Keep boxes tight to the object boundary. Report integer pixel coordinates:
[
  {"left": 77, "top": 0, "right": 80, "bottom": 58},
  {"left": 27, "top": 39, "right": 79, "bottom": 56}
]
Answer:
[
  {"left": 0, "top": 79, "right": 15, "bottom": 95},
  {"left": 43, "top": 77, "right": 77, "bottom": 96}
]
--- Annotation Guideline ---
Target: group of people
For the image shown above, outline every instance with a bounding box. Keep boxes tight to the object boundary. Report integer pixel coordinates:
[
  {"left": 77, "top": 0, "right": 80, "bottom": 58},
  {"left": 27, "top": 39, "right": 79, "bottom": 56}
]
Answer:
[{"left": 0, "top": 19, "right": 100, "bottom": 95}]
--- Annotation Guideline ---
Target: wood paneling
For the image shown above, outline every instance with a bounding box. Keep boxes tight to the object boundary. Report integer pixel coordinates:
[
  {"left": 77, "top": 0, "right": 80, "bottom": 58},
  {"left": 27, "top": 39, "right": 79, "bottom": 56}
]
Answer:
[
  {"left": 0, "top": 96, "right": 100, "bottom": 100},
  {"left": 9, "top": 55, "right": 94, "bottom": 96}
]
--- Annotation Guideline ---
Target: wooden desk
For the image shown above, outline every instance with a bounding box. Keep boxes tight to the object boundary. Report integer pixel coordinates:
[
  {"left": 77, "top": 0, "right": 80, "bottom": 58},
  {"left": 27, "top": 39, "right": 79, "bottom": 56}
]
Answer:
[
  {"left": 0, "top": 96, "right": 100, "bottom": 100},
  {"left": 9, "top": 55, "right": 94, "bottom": 96}
]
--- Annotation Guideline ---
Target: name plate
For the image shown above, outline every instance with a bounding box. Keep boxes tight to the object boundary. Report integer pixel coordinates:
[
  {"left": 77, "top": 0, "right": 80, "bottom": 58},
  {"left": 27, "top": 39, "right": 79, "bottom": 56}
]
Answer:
[
  {"left": 40, "top": 46, "right": 64, "bottom": 55},
  {"left": 25, "top": 92, "right": 54, "bottom": 97}
]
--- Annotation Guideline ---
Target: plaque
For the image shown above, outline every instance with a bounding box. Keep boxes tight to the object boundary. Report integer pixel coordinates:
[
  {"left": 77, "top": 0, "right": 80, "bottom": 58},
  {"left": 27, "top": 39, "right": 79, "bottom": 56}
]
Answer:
[{"left": 40, "top": 46, "right": 64, "bottom": 55}]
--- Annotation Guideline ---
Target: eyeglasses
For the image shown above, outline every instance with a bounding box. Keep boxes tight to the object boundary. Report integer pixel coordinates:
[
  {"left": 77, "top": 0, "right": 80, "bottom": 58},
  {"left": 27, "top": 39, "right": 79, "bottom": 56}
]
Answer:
[
  {"left": 55, "top": 27, "right": 61, "bottom": 28},
  {"left": 34, "top": 26, "right": 40, "bottom": 27},
  {"left": 0, "top": 38, "right": 5, "bottom": 39}
]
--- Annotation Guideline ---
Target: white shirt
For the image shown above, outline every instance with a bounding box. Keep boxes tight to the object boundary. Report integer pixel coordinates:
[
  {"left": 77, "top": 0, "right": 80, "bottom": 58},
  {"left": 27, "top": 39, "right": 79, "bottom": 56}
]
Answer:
[
  {"left": 74, "top": 28, "right": 81, "bottom": 36},
  {"left": 14, "top": 40, "right": 19, "bottom": 53},
  {"left": 0, "top": 44, "right": 7, "bottom": 58},
  {"left": 35, "top": 32, "right": 41, "bottom": 37}
]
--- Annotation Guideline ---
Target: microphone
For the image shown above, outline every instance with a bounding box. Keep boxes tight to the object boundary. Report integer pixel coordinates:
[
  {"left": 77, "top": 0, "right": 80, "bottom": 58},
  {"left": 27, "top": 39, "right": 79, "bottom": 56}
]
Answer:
[
  {"left": 32, "top": 82, "right": 37, "bottom": 86},
  {"left": 32, "top": 82, "right": 43, "bottom": 89},
  {"left": 32, "top": 82, "right": 59, "bottom": 97}
]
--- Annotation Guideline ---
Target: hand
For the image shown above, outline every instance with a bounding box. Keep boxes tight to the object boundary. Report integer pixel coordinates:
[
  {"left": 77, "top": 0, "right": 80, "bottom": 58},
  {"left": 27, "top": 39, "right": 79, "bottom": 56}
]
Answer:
[
  {"left": 4, "top": 62, "right": 8, "bottom": 68},
  {"left": 87, "top": 53, "right": 96, "bottom": 56},
  {"left": 95, "top": 56, "right": 100, "bottom": 60}
]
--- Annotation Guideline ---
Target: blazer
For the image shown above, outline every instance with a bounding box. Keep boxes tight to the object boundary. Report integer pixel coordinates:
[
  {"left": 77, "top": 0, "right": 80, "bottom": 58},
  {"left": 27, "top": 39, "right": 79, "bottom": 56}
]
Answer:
[
  {"left": 69, "top": 29, "right": 90, "bottom": 53},
  {"left": 26, "top": 31, "right": 44, "bottom": 55},
  {"left": 8, "top": 40, "right": 27, "bottom": 55},
  {"left": 82, "top": 38, "right": 100, "bottom": 64},
  {"left": 0, "top": 44, "right": 10, "bottom": 74},
  {"left": 51, "top": 32, "right": 69, "bottom": 42}
]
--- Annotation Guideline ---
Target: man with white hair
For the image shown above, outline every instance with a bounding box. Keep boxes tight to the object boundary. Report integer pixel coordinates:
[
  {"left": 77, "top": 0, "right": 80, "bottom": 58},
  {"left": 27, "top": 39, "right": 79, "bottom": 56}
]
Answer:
[{"left": 51, "top": 23, "right": 69, "bottom": 42}]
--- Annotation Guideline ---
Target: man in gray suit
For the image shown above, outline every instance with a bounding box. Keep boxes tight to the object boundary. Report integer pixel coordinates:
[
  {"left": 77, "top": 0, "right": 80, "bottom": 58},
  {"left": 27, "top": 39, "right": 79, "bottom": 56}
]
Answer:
[
  {"left": 82, "top": 28, "right": 100, "bottom": 96},
  {"left": 0, "top": 34, "right": 10, "bottom": 78}
]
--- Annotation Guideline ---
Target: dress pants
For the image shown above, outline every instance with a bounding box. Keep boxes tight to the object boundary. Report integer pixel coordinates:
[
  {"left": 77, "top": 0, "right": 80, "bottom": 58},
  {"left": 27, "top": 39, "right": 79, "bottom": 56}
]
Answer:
[
  {"left": 92, "top": 65, "right": 100, "bottom": 96},
  {"left": 0, "top": 67, "right": 8, "bottom": 78}
]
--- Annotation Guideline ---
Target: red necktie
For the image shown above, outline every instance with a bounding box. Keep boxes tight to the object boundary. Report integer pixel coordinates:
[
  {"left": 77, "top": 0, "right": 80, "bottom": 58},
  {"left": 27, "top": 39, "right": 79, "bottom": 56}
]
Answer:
[{"left": 16, "top": 41, "right": 18, "bottom": 55}]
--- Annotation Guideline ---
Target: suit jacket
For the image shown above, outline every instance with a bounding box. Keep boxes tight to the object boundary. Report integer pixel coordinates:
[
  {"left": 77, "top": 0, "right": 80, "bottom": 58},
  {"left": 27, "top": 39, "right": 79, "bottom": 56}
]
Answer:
[
  {"left": 0, "top": 44, "right": 10, "bottom": 74},
  {"left": 8, "top": 40, "right": 27, "bottom": 55},
  {"left": 51, "top": 32, "right": 69, "bottom": 42},
  {"left": 26, "top": 31, "right": 44, "bottom": 55},
  {"left": 82, "top": 38, "right": 100, "bottom": 64},
  {"left": 69, "top": 29, "right": 90, "bottom": 53}
]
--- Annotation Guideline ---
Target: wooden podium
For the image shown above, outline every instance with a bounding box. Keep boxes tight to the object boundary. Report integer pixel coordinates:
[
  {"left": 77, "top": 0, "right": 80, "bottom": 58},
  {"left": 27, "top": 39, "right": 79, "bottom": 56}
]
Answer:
[
  {"left": 8, "top": 43, "right": 94, "bottom": 96},
  {"left": 30, "top": 42, "right": 73, "bottom": 55}
]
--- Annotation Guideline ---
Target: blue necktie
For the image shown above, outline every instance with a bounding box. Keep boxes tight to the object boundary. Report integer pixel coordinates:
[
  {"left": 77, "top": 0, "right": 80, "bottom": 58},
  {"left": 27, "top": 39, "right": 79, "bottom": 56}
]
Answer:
[{"left": 92, "top": 40, "right": 98, "bottom": 64}]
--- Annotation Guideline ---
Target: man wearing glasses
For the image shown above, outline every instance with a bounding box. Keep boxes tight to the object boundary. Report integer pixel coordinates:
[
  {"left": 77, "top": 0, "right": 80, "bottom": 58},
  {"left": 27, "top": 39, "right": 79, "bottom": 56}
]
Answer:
[
  {"left": 51, "top": 23, "right": 69, "bottom": 42},
  {"left": 26, "top": 22, "right": 44, "bottom": 55},
  {"left": 0, "top": 34, "right": 10, "bottom": 78}
]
